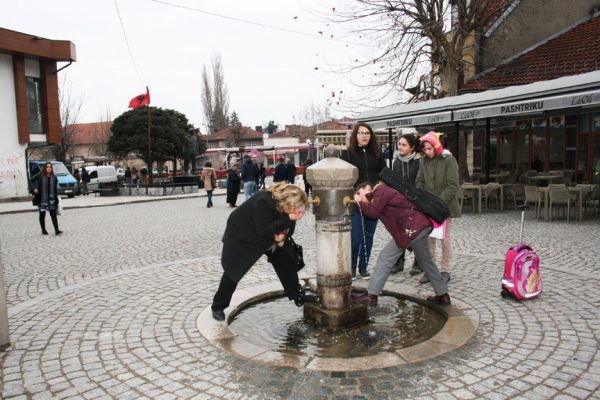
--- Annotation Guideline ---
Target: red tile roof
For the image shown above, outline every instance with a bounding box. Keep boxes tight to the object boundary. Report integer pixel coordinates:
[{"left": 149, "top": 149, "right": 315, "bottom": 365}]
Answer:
[
  {"left": 461, "top": 15, "right": 600, "bottom": 93},
  {"left": 202, "top": 126, "right": 263, "bottom": 141},
  {"left": 67, "top": 122, "right": 112, "bottom": 144}
]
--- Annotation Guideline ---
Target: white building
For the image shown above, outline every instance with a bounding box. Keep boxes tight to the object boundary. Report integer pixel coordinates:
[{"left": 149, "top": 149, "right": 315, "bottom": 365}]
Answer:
[{"left": 0, "top": 28, "right": 76, "bottom": 199}]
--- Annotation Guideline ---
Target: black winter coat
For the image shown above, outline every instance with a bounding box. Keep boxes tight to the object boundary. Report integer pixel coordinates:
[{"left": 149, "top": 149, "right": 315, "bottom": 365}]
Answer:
[
  {"left": 341, "top": 148, "right": 386, "bottom": 188},
  {"left": 392, "top": 155, "right": 420, "bottom": 187},
  {"left": 221, "top": 190, "right": 293, "bottom": 282},
  {"left": 226, "top": 169, "right": 241, "bottom": 193}
]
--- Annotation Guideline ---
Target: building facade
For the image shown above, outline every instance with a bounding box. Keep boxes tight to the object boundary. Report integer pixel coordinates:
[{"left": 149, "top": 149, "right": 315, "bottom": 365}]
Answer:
[{"left": 0, "top": 28, "right": 76, "bottom": 199}]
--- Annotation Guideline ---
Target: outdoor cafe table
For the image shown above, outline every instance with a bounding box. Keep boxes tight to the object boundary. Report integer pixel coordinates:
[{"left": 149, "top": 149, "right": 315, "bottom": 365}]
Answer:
[
  {"left": 460, "top": 183, "right": 504, "bottom": 214},
  {"left": 538, "top": 186, "right": 592, "bottom": 222},
  {"left": 529, "top": 174, "right": 564, "bottom": 186}
]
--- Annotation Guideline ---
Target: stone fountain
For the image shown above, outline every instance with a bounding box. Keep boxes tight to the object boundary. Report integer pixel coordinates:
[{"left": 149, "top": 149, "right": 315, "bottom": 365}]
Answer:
[{"left": 303, "top": 145, "right": 369, "bottom": 331}]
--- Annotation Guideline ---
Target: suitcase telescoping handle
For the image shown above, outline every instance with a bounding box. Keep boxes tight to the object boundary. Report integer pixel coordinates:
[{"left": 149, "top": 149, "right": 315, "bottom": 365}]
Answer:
[{"left": 517, "top": 204, "right": 529, "bottom": 243}]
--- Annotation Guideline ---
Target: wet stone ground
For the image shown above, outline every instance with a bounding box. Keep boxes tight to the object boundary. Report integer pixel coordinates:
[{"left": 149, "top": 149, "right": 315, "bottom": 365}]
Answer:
[{"left": 1, "top": 196, "right": 599, "bottom": 399}]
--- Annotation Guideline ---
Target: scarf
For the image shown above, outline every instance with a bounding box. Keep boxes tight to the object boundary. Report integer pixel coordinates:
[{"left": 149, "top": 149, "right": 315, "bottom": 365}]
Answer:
[
  {"left": 396, "top": 152, "right": 416, "bottom": 181},
  {"left": 40, "top": 175, "right": 56, "bottom": 208}
]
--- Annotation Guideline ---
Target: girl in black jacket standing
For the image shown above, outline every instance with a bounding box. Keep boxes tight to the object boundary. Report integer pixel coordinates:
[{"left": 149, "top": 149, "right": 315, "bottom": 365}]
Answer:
[
  {"left": 341, "top": 123, "right": 386, "bottom": 278},
  {"left": 32, "top": 162, "right": 62, "bottom": 235},
  {"left": 391, "top": 133, "right": 421, "bottom": 274},
  {"left": 211, "top": 182, "right": 313, "bottom": 321}
]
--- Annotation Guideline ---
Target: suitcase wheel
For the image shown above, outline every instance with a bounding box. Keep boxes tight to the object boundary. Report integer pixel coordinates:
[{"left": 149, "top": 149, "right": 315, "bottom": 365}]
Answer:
[{"left": 500, "top": 287, "right": 509, "bottom": 299}]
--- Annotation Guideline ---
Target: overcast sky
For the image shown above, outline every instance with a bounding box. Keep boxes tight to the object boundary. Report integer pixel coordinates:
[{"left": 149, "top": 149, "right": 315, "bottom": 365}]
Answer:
[{"left": 1, "top": 0, "right": 380, "bottom": 131}]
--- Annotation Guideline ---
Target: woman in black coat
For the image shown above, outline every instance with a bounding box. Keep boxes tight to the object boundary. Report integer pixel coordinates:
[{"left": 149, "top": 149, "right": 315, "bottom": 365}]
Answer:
[
  {"left": 225, "top": 164, "right": 241, "bottom": 207},
  {"left": 341, "top": 122, "right": 386, "bottom": 278},
  {"left": 211, "top": 182, "right": 311, "bottom": 321},
  {"left": 32, "top": 162, "right": 62, "bottom": 235}
]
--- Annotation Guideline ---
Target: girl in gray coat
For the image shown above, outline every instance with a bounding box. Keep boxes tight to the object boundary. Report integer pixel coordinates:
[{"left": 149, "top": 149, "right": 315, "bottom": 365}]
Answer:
[{"left": 415, "top": 131, "right": 461, "bottom": 284}]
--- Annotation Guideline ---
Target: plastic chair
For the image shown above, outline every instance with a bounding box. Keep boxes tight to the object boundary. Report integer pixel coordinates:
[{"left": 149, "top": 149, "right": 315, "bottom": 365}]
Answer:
[
  {"left": 481, "top": 183, "right": 501, "bottom": 210},
  {"left": 548, "top": 184, "right": 576, "bottom": 222},
  {"left": 504, "top": 184, "right": 524, "bottom": 209},
  {"left": 523, "top": 186, "right": 543, "bottom": 219},
  {"left": 460, "top": 187, "right": 476, "bottom": 212}
]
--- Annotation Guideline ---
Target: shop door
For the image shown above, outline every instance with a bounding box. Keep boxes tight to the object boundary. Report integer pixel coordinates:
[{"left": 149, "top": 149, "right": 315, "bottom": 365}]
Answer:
[{"left": 592, "top": 134, "right": 600, "bottom": 184}]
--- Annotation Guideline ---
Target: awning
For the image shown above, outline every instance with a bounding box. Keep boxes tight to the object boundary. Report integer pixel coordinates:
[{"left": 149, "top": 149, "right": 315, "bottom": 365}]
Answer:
[
  {"left": 369, "top": 111, "right": 452, "bottom": 130},
  {"left": 357, "top": 70, "right": 600, "bottom": 125},
  {"left": 455, "top": 89, "right": 600, "bottom": 120}
]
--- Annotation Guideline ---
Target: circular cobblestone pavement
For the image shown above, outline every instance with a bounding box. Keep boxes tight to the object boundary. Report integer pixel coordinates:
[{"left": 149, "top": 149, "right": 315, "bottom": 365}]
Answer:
[{"left": 1, "top": 198, "right": 599, "bottom": 399}]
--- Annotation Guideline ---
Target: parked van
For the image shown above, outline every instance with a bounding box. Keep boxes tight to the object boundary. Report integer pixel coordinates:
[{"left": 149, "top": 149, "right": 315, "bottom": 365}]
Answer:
[
  {"left": 29, "top": 160, "right": 78, "bottom": 198},
  {"left": 83, "top": 166, "right": 119, "bottom": 191}
]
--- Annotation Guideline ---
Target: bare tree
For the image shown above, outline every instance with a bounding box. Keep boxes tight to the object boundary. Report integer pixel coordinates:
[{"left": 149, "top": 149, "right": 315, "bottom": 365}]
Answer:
[
  {"left": 297, "top": 103, "right": 331, "bottom": 129},
  {"left": 53, "top": 75, "right": 83, "bottom": 163},
  {"left": 89, "top": 109, "right": 113, "bottom": 162},
  {"left": 201, "top": 54, "right": 230, "bottom": 133},
  {"left": 325, "top": 0, "right": 504, "bottom": 105}
]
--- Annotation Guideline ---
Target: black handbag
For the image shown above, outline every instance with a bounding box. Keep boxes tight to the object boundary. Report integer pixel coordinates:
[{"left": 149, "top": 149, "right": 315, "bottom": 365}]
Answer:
[{"left": 288, "top": 237, "right": 305, "bottom": 271}]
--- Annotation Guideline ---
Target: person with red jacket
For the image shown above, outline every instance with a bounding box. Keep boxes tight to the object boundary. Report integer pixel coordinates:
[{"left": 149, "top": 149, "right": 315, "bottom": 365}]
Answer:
[{"left": 350, "top": 181, "right": 450, "bottom": 305}]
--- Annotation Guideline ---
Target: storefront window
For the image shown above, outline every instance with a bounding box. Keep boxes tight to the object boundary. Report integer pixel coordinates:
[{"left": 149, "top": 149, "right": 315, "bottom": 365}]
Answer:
[
  {"left": 531, "top": 125, "right": 546, "bottom": 172},
  {"left": 26, "top": 77, "right": 43, "bottom": 134},
  {"left": 592, "top": 113, "right": 600, "bottom": 132},
  {"left": 565, "top": 115, "right": 577, "bottom": 171},
  {"left": 498, "top": 126, "right": 513, "bottom": 172},
  {"left": 578, "top": 133, "right": 588, "bottom": 182},
  {"left": 515, "top": 125, "right": 529, "bottom": 178},
  {"left": 579, "top": 114, "right": 589, "bottom": 132},
  {"left": 548, "top": 116, "right": 565, "bottom": 170}
]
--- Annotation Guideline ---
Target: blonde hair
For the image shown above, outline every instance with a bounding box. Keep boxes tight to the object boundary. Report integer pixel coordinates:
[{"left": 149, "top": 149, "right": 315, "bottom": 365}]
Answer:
[{"left": 267, "top": 182, "right": 308, "bottom": 212}]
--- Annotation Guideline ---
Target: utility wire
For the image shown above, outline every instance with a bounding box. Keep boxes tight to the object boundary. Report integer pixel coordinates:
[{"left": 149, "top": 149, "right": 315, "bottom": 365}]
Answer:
[
  {"left": 151, "top": 0, "right": 363, "bottom": 47},
  {"left": 115, "top": 0, "right": 145, "bottom": 87}
]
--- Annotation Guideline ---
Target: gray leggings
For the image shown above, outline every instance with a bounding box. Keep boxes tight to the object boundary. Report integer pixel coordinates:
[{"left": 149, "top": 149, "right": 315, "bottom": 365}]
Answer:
[{"left": 368, "top": 228, "right": 448, "bottom": 296}]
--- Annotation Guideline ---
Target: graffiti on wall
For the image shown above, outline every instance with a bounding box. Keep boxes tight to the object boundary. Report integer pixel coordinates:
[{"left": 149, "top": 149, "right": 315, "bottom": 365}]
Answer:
[{"left": 0, "top": 152, "right": 25, "bottom": 181}]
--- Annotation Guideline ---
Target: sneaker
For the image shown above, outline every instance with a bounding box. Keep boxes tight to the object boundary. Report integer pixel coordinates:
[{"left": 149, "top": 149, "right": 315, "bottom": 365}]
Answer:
[
  {"left": 419, "top": 273, "right": 429, "bottom": 284},
  {"left": 391, "top": 257, "right": 405, "bottom": 274},
  {"left": 212, "top": 309, "right": 225, "bottom": 321},
  {"left": 426, "top": 293, "right": 451, "bottom": 305},
  {"left": 441, "top": 272, "right": 451, "bottom": 282},
  {"left": 351, "top": 291, "right": 378, "bottom": 305},
  {"left": 351, "top": 269, "right": 357, "bottom": 279},
  {"left": 359, "top": 270, "right": 370, "bottom": 278}
]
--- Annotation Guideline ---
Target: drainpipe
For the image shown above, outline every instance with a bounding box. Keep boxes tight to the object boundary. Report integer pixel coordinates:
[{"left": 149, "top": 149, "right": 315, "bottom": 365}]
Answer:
[
  {"left": 55, "top": 61, "right": 73, "bottom": 74},
  {"left": 485, "top": 118, "right": 491, "bottom": 184}
]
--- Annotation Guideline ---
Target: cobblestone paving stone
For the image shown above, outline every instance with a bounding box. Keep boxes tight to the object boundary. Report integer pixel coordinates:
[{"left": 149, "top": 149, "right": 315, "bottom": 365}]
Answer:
[{"left": 1, "top": 197, "right": 599, "bottom": 399}]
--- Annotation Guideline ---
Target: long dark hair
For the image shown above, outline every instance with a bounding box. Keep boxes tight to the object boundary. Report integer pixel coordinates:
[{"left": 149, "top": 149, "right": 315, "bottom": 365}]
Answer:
[
  {"left": 349, "top": 123, "right": 380, "bottom": 157},
  {"left": 42, "top": 162, "right": 54, "bottom": 177}
]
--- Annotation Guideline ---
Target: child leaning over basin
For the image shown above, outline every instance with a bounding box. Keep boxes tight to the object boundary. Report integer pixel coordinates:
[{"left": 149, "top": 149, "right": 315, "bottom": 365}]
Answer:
[{"left": 351, "top": 181, "right": 451, "bottom": 305}]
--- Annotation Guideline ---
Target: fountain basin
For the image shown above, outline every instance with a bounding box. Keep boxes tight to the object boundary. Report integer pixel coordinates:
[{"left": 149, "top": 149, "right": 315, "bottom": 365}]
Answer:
[{"left": 198, "top": 282, "right": 479, "bottom": 371}]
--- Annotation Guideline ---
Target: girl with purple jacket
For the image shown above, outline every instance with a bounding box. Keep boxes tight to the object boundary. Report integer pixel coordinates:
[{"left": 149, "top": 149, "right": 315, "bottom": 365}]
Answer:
[{"left": 351, "top": 181, "right": 450, "bottom": 305}]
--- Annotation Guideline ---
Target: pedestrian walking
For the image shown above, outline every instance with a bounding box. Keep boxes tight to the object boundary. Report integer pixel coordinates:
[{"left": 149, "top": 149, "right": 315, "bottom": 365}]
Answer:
[
  {"left": 351, "top": 181, "right": 451, "bottom": 306},
  {"left": 81, "top": 166, "right": 90, "bottom": 195},
  {"left": 72, "top": 168, "right": 82, "bottom": 195},
  {"left": 302, "top": 159, "right": 313, "bottom": 197},
  {"left": 124, "top": 167, "right": 131, "bottom": 186},
  {"left": 32, "top": 162, "right": 63, "bottom": 236},
  {"left": 273, "top": 159, "right": 287, "bottom": 183},
  {"left": 226, "top": 164, "right": 241, "bottom": 208},
  {"left": 341, "top": 122, "right": 386, "bottom": 279},
  {"left": 241, "top": 156, "right": 259, "bottom": 200},
  {"left": 211, "top": 182, "right": 315, "bottom": 321},
  {"left": 200, "top": 161, "right": 217, "bottom": 208},
  {"left": 415, "top": 131, "right": 461, "bottom": 284},
  {"left": 258, "top": 163, "right": 266, "bottom": 189},
  {"left": 286, "top": 158, "right": 296, "bottom": 184}
]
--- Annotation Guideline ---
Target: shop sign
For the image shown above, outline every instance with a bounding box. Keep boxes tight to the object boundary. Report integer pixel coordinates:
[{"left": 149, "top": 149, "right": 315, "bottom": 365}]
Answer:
[
  {"left": 368, "top": 111, "right": 452, "bottom": 130},
  {"left": 455, "top": 90, "right": 600, "bottom": 121}
]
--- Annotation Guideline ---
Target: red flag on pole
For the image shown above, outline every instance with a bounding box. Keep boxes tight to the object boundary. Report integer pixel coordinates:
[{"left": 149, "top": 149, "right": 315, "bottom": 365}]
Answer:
[{"left": 128, "top": 87, "right": 150, "bottom": 108}]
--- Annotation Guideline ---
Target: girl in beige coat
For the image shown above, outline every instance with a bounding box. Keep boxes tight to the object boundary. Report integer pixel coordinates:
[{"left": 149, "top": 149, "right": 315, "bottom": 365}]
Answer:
[{"left": 201, "top": 161, "right": 217, "bottom": 208}]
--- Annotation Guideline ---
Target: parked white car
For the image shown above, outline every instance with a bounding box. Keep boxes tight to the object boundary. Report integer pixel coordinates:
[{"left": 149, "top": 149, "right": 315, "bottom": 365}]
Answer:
[{"left": 83, "top": 166, "right": 119, "bottom": 191}]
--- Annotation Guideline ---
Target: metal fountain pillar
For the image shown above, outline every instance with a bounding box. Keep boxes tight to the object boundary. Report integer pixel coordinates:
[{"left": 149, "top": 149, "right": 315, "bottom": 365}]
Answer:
[{"left": 304, "top": 145, "right": 368, "bottom": 331}]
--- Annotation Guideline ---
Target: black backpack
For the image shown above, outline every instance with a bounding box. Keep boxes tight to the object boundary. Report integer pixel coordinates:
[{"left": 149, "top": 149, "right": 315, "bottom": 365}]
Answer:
[{"left": 378, "top": 167, "right": 449, "bottom": 223}]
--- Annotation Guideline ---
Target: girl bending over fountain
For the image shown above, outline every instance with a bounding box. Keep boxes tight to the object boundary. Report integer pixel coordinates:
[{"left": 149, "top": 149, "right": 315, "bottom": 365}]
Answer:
[
  {"left": 211, "top": 182, "right": 315, "bottom": 321},
  {"left": 350, "top": 181, "right": 451, "bottom": 306}
]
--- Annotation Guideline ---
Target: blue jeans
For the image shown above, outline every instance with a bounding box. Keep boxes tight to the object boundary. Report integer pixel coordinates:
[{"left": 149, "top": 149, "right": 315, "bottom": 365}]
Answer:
[
  {"left": 243, "top": 181, "right": 256, "bottom": 201},
  {"left": 351, "top": 211, "right": 378, "bottom": 273}
]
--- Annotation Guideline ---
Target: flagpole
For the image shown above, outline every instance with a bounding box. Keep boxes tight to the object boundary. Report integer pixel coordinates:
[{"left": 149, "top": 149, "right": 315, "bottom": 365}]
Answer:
[{"left": 147, "top": 91, "right": 152, "bottom": 188}]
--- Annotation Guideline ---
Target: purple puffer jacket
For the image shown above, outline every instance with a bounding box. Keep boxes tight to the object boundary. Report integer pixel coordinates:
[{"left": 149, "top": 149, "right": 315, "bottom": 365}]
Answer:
[{"left": 356, "top": 184, "right": 432, "bottom": 250}]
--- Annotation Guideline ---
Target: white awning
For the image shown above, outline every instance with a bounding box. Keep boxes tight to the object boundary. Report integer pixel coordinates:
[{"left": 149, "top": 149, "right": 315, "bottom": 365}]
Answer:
[
  {"left": 357, "top": 70, "right": 600, "bottom": 125},
  {"left": 454, "top": 89, "right": 600, "bottom": 120}
]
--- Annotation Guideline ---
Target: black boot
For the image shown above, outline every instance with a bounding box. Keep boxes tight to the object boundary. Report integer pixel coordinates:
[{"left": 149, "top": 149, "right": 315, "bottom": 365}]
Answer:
[
  {"left": 50, "top": 211, "right": 62, "bottom": 235},
  {"left": 39, "top": 212, "right": 48, "bottom": 235}
]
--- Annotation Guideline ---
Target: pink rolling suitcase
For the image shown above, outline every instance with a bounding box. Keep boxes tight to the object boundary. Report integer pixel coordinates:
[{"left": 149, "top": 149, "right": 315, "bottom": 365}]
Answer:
[{"left": 501, "top": 205, "right": 542, "bottom": 300}]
